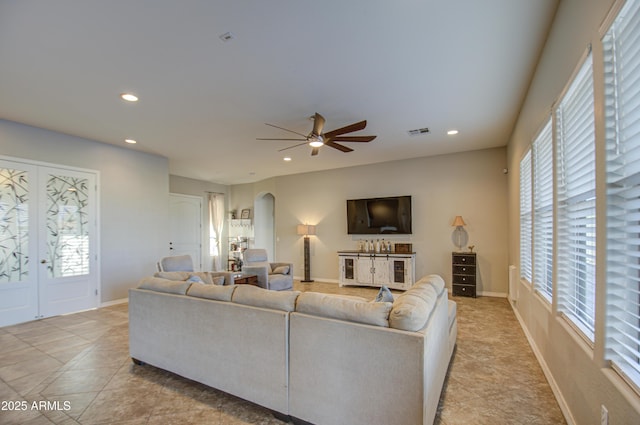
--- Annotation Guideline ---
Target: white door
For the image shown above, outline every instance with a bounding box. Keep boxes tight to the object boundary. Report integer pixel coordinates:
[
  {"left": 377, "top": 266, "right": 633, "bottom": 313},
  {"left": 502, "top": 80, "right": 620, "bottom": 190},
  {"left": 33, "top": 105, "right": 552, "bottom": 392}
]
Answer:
[
  {"left": 0, "top": 161, "right": 39, "bottom": 325},
  {"left": 169, "top": 194, "right": 202, "bottom": 269},
  {"left": 38, "top": 167, "right": 98, "bottom": 318},
  {"left": 0, "top": 160, "right": 99, "bottom": 326}
]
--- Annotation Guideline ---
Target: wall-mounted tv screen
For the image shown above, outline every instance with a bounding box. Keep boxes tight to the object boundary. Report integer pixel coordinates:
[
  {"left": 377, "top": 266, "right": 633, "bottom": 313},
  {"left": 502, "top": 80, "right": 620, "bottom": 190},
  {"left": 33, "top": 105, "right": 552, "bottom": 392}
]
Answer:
[{"left": 346, "top": 196, "right": 412, "bottom": 234}]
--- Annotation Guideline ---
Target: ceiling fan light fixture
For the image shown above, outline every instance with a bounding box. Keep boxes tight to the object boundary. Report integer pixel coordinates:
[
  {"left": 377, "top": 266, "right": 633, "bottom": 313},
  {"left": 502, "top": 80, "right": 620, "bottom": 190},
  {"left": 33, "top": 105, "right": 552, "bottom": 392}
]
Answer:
[{"left": 308, "top": 134, "right": 324, "bottom": 148}]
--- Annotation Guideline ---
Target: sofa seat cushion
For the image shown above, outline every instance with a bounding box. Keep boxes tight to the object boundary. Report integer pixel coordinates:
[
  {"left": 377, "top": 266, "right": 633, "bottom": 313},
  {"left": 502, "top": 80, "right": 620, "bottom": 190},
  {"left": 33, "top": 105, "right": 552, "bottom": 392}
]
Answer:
[
  {"left": 296, "top": 292, "right": 392, "bottom": 327},
  {"left": 187, "top": 282, "right": 236, "bottom": 301},
  {"left": 389, "top": 281, "right": 438, "bottom": 331},
  {"left": 138, "top": 277, "right": 192, "bottom": 295},
  {"left": 232, "top": 284, "right": 300, "bottom": 312}
]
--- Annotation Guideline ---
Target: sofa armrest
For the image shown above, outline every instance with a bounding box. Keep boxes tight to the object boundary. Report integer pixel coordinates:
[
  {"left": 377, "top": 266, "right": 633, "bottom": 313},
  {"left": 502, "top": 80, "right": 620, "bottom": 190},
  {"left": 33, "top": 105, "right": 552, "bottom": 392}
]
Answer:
[
  {"left": 241, "top": 266, "right": 269, "bottom": 289},
  {"left": 270, "top": 262, "right": 294, "bottom": 276},
  {"left": 210, "top": 271, "right": 235, "bottom": 285}
]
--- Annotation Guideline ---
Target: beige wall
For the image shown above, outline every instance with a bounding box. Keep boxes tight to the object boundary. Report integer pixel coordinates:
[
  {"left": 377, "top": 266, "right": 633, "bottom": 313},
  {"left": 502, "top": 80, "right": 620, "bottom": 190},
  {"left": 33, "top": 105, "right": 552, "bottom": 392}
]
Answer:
[
  {"left": 0, "top": 119, "right": 169, "bottom": 302},
  {"left": 232, "top": 147, "right": 509, "bottom": 295},
  {"left": 507, "top": 0, "right": 640, "bottom": 423}
]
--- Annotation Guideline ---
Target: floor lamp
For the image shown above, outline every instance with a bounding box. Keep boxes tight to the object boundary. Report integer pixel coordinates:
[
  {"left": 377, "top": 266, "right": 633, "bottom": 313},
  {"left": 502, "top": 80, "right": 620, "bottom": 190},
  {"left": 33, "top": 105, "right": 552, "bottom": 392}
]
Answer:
[{"left": 297, "top": 224, "right": 316, "bottom": 283}]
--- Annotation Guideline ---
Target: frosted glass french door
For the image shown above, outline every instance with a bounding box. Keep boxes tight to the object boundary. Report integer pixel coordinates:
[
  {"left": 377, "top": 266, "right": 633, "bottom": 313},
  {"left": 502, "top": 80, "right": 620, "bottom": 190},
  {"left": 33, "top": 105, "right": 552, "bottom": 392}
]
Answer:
[{"left": 0, "top": 159, "right": 98, "bottom": 326}]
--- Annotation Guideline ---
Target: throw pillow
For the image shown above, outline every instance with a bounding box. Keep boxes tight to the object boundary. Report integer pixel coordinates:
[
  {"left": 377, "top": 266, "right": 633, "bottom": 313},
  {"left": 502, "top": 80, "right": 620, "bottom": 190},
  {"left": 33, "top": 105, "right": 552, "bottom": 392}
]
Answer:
[
  {"left": 374, "top": 285, "right": 394, "bottom": 303},
  {"left": 211, "top": 276, "right": 225, "bottom": 285},
  {"left": 271, "top": 265, "right": 290, "bottom": 275},
  {"left": 186, "top": 275, "right": 204, "bottom": 284}
]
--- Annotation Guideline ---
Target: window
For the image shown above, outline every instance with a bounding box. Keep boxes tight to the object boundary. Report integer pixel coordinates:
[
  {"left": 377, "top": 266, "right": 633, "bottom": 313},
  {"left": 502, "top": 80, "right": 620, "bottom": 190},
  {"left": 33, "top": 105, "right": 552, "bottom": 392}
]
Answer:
[
  {"left": 555, "top": 51, "right": 597, "bottom": 342},
  {"left": 604, "top": 0, "right": 640, "bottom": 393},
  {"left": 520, "top": 149, "right": 533, "bottom": 283},
  {"left": 533, "top": 119, "right": 554, "bottom": 301}
]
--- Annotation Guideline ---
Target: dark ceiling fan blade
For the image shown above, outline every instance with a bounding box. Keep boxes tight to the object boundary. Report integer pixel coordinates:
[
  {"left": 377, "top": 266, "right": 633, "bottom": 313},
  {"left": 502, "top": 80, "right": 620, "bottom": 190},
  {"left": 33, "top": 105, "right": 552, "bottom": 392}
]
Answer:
[
  {"left": 264, "top": 123, "right": 308, "bottom": 138},
  {"left": 311, "top": 147, "right": 320, "bottom": 156},
  {"left": 278, "top": 141, "right": 310, "bottom": 152},
  {"left": 312, "top": 113, "right": 325, "bottom": 136},
  {"left": 330, "top": 135, "right": 377, "bottom": 142},
  {"left": 325, "top": 140, "right": 354, "bottom": 153},
  {"left": 323, "top": 120, "right": 367, "bottom": 138},
  {"left": 257, "top": 138, "right": 307, "bottom": 141}
]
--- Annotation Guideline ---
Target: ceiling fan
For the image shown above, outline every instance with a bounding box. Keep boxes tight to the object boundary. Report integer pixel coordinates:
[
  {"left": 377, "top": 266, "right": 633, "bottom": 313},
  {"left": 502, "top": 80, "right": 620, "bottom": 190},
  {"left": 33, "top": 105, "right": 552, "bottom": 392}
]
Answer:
[{"left": 257, "top": 113, "right": 376, "bottom": 156}]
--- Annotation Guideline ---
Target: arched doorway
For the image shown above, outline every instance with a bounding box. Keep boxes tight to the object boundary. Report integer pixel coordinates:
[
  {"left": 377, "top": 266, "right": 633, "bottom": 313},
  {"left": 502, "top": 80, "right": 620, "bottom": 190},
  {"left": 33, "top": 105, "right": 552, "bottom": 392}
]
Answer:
[{"left": 253, "top": 192, "right": 275, "bottom": 261}]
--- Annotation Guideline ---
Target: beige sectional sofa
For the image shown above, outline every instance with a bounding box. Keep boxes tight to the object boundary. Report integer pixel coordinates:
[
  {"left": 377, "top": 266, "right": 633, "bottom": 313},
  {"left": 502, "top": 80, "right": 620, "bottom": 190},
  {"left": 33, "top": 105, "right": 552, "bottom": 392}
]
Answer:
[{"left": 128, "top": 274, "right": 457, "bottom": 425}]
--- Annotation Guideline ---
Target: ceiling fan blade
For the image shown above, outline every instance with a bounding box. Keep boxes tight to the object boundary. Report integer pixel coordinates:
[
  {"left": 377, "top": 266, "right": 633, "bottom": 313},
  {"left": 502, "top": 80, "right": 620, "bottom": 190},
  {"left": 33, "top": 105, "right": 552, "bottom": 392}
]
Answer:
[
  {"left": 278, "top": 142, "right": 310, "bottom": 152},
  {"left": 257, "top": 138, "right": 307, "bottom": 141},
  {"left": 264, "top": 123, "right": 308, "bottom": 138},
  {"left": 312, "top": 113, "right": 325, "bottom": 136},
  {"left": 323, "top": 120, "right": 367, "bottom": 138},
  {"left": 311, "top": 147, "right": 320, "bottom": 156},
  {"left": 325, "top": 141, "right": 354, "bottom": 153},
  {"left": 330, "top": 135, "right": 377, "bottom": 142}
]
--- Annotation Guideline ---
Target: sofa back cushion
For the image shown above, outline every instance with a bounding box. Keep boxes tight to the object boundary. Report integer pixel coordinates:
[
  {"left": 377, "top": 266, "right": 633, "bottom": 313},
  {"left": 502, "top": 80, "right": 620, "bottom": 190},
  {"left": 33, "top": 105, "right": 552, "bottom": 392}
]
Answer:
[
  {"left": 389, "top": 280, "right": 438, "bottom": 331},
  {"left": 232, "top": 284, "right": 300, "bottom": 312},
  {"left": 138, "top": 276, "right": 192, "bottom": 295},
  {"left": 295, "top": 292, "right": 392, "bottom": 327},
  {"left": 187, "top": 282, "right": 236, "bottom": 301},
  {"left": 154, "top": 271, "right": 224, "bottom": 285}
]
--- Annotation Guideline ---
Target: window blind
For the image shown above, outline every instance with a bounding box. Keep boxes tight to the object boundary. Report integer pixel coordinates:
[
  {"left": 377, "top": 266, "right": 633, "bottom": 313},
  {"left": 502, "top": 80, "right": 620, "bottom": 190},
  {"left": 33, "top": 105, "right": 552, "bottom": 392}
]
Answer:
[
  {"left": 556, "top": 52, "right": 597, "bottom": 342},
  {"left": 604, "top": 0, "right": 640, "bottom": 393},
  {"left": 520, "top": 149, "right": 533, "bottom": 283},
  {"left": 533, "top": 119, "right": 554, "bottom": 301}
]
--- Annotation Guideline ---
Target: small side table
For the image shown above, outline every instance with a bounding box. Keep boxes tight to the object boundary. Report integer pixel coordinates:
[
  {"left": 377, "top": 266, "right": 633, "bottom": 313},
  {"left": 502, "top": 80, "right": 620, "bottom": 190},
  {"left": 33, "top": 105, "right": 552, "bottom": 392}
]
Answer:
[{"left": 234, "top": 274, "right": 258, "bottom": 286}]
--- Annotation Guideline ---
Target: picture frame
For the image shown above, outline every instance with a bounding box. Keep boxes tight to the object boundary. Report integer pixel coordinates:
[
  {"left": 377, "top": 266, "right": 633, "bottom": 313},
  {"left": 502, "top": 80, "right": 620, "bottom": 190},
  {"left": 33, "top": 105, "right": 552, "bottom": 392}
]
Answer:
[{"left": 240, "top": 208, "right": 251, "bottom": 219}]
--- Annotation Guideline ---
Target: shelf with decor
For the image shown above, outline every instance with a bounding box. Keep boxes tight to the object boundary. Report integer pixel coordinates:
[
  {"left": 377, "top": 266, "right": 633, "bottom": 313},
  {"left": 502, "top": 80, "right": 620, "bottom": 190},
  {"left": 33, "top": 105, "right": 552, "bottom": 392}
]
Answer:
[{"left": 227, "top": 218, "right": 253, "bottom": 271}]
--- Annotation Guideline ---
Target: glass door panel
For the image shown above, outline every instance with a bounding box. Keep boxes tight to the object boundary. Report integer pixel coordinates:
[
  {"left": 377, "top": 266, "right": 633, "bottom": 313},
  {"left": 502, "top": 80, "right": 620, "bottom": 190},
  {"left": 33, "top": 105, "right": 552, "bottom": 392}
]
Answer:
[
  {"left": 39, "top": 167, "right": 97, "bottom": 318},
  {"left": 0, "top": 161, "right": 38, "bottom": 326}
]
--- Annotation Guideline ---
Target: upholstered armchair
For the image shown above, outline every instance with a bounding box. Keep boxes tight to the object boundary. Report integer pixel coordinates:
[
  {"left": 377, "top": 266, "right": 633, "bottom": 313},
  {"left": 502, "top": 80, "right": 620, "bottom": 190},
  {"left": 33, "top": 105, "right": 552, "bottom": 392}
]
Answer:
[
  {"left": 157, "top": 254, "right": 194, "bottom": 272},
  {"left": 242, "top": 249, "right": 293, "bottom": 291},
  {"left": 156, "top": 254, "right": 236, "bottom": 285}
]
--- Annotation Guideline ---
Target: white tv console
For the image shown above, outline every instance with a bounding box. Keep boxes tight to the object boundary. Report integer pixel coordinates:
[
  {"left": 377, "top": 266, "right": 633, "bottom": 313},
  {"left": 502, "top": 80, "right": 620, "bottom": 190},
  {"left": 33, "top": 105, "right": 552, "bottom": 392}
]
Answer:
[{"left": 337, "top": 251, "right": 416, "bottom": 291}]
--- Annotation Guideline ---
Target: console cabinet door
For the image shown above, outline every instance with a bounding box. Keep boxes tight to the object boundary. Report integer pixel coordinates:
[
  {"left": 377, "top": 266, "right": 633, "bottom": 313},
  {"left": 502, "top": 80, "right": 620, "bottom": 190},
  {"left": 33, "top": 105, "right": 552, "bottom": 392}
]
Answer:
[
  {"left": 372, "top": 258, "right": 391, "bottom": 286},
  {"left": 356, "top": 258, "right": 374, "bottom": 284}
]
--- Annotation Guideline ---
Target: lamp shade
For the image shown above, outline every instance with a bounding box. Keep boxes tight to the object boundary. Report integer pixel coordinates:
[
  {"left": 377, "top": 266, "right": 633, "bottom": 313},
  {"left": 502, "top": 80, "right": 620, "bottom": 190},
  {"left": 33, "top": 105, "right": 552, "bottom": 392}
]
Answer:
[
  {"left": 452, "top": 216, "right": 466, "bottom": 227},
  {"left": 297, "top": 224, "right": 316, "bottom": 236}
]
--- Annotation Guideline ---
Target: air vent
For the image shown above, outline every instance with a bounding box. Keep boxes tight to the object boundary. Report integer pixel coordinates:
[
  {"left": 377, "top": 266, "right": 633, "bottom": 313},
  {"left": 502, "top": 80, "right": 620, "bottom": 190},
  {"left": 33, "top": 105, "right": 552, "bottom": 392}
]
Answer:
[
  {"left": 408, "top": 127, "right": 430, "bottom": 136},
  {"left": 219, "top": 32, "right": 235, "bottom": 42}
]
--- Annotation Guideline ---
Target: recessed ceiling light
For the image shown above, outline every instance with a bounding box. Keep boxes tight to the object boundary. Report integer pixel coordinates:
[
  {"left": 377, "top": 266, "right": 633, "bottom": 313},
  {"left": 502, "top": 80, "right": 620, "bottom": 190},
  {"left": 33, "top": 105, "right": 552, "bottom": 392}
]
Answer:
[
  {"left": 447, "top": 130, "right": 459, "bottom": 135},
  {"left": 283, "top": 157, "right": 292, "bottom": 161},
  {"left": 120, "top": 93, "right": 138, "bottom": 102},
  {"left": 125, "top": 139, "right": 137, "bottom": 144}
]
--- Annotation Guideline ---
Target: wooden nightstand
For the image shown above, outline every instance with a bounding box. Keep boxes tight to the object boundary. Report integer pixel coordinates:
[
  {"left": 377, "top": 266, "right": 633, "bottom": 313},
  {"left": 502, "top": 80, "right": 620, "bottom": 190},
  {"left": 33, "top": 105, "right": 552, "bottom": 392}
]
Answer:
[{"left": 452, "top": 252, "right": 477, "bottom": 297}]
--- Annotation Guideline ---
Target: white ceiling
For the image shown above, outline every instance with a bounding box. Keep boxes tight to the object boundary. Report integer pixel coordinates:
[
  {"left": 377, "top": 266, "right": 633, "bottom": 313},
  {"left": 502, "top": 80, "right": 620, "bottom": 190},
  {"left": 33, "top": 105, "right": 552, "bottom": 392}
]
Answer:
[{"left": 0, "top": 0, "right": 559, "bottom": 184}]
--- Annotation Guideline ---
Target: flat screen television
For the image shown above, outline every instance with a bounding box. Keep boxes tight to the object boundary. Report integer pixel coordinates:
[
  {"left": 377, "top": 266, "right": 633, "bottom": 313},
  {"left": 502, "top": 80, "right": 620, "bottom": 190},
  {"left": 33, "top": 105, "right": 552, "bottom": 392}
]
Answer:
[{"left": 346, "top": 196, "right": 412, "bottom": 234}]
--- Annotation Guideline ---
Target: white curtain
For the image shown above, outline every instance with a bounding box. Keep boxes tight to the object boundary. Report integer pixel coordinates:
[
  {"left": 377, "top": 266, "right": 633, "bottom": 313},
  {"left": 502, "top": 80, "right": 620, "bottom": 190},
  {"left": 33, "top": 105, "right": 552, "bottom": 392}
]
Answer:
[{"left": 208, "top": 193, "right": 225, "bottom": 271}]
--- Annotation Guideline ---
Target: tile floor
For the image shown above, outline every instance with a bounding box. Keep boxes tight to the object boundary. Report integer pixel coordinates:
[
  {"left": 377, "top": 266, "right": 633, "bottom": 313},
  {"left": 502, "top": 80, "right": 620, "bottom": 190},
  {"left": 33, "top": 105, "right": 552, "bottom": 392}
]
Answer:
[{"left": 0, "top": 281, "right": 566, "bottom": 425}]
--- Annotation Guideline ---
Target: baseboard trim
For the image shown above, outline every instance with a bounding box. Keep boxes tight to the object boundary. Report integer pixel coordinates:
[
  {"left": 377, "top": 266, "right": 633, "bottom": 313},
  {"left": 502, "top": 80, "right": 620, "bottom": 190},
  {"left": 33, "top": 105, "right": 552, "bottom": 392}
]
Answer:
[
  {"left": 478, "top": 290, "right": 508, "bottom": 298},
  {"left": 101, "top": 297, "right": 128, "bottom": 307},
  {"left": 509, "top": 300, "right": 576, "bottom": 425}
]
